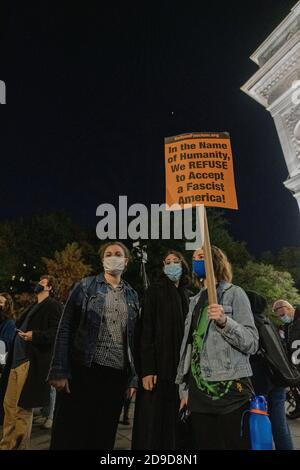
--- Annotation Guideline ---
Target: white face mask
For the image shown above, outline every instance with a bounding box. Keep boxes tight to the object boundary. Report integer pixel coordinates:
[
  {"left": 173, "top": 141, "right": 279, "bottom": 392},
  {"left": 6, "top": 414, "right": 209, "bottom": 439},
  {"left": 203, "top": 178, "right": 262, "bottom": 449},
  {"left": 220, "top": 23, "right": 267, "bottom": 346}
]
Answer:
[{"left": 103, "top": 256, "right": 126, "bottom": 275}]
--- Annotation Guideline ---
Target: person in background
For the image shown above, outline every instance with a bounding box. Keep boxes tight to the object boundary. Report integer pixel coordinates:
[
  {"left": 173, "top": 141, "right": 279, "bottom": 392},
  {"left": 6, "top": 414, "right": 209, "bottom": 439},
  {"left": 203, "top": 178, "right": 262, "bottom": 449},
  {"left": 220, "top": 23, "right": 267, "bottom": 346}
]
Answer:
[
  {"left": 248, "top": 291, "right": 294, "bottom": 450},
  {"left": 48, "top": 241, "right": 139, "bottom": 450},
  {"left": 0, "top": 276, "right": 62, "bottom": 450},
  {"left": 0, "top": 293, "right": 16, "bottom": 425},
  {"left": 0, "top": 293, "right": 16, "bottom": 366},
  {"left": 33, "top": 386, "right": 56, "bottom": 429},
  {"left": 132, "top": 250, "right": 191, "bottom": 450},
  {"left": 273, "top": 299, "right": 300, "bottom": 420},
  {"left": 176, "top": 246, "right": 259, "bottom": 450}
]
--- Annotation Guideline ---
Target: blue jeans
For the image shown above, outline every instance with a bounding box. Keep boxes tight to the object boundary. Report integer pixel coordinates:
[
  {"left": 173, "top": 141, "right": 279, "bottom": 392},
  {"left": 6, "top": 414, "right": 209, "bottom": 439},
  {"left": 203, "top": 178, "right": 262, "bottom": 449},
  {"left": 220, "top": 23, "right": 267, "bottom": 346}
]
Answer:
[
  {"left": 41, "top": 386, "right": 56, "bottom": 420},
  {"left": 251, "top": 360, "right": 294, "bottom": 450},
  {"left": 268, "top": 387, "right": 294, "bottom": 450}
]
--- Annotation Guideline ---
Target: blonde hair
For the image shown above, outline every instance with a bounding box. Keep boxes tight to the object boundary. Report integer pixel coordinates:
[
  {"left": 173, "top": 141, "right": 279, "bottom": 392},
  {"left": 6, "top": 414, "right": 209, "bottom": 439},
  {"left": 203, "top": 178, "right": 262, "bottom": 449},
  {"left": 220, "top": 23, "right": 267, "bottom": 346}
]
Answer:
[
  {"left": 273, "top": 299, "right": 294, "bottom": 312},
  {"left": 211, "top": 246, "right": 233, "bottom": 283}
]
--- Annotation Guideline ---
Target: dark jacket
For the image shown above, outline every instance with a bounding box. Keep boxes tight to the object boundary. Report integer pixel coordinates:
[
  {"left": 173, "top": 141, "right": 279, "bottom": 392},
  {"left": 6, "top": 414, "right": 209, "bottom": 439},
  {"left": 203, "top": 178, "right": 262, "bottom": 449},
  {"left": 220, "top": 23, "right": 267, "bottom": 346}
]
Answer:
[
  {"left": 249, "top": 293, "right": 299, "bottom": 391},
  {"left": 247, "top": 290, "right": 275, "bottom": 394},
  {"left": 48, "top": 273, "right": 139, "bottom": 388},
  {"left": 140, "top": 274, "right": 190, "bottom": 381},
  {"left": 0, "top": 296, "right": 62, "bottom": 414},
  {"left": 0, "top": 318, "right": 16, "bottom": 357}
]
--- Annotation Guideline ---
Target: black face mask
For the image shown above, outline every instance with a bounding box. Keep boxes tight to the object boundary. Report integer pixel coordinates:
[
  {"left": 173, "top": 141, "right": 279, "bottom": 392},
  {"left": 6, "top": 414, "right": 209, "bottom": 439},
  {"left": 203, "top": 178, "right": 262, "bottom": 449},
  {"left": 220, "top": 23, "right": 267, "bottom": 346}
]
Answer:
[{"left": 34, "top": 284, "right": 45, "bottom": 294}]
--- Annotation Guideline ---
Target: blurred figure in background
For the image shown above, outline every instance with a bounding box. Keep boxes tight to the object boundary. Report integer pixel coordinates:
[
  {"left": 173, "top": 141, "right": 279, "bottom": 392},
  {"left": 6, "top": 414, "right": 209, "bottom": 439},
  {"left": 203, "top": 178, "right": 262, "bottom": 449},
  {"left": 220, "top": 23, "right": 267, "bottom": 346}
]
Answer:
[
  {"left": 249, "top": 291, "right": 294, "bottom": 450},
  {"left": 273, "top": 300, "right": 300, "bottom": 420},
  {"left": 0, "top": 275, "right": 62, "bottom": 450},
  {"left": 0, "top": 293, "right": 16, "bottom": 424},
  {"left": 33, "top": 386, "right": 56, "bottom": 429},
  {"left": 0, "top": 293, "right": 16, "bottom": 366}
]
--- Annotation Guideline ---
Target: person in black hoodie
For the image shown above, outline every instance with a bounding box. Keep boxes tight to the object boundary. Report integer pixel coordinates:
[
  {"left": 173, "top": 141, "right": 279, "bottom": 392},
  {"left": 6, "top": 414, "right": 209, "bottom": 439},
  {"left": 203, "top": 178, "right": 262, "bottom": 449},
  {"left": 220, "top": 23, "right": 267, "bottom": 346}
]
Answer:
[
  {"left": 132, "top": 250, "right": 191, "bottom": 450},
  {"left": 0, "top": 275, "right": 62, "bottom": 450},
  {"left": 248, "top": 291, "right": 294, "bottom": 450}
]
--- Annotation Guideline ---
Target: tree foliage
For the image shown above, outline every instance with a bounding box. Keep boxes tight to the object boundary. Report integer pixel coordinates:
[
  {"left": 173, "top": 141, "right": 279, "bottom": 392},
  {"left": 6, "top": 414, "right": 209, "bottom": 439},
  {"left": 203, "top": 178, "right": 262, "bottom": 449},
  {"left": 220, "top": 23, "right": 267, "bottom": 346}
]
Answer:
[
  {"left": 1, "top": 211, "right": 298, "bottom": 310},
  {"left": 234, "top": 261, "right": 300, "bottom": 314},
  {"left": 43, "top": 242, "right": 92, "bottom": 303},
  {"left": 277, "top": 246, "right": 300, "bottom": 291},
  {"left": 207, "top": 210, "right": 252, "bottom": 267},
  {"left": 0, "top": 213, "right": 91, "bottom": 290}
]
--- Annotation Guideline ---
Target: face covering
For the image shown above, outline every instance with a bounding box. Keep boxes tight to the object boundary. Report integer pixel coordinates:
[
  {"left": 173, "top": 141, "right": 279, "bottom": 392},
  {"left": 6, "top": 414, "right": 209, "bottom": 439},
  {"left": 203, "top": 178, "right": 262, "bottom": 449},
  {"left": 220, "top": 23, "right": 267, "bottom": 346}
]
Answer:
[
  {"left": 281, "top": 314, "right": 293, "bottom": 325},
  {"left": 103, "top": 256, "right": 126, "bottom": 275},
  {"left": 193, "top": 259, "right": 206, "bottom": 279},
  {"left": 34, "top": 283, "right": 45, "bottom": 294},
  {"left": 164, "top": 263, "right": 182, "bottom": 283}
]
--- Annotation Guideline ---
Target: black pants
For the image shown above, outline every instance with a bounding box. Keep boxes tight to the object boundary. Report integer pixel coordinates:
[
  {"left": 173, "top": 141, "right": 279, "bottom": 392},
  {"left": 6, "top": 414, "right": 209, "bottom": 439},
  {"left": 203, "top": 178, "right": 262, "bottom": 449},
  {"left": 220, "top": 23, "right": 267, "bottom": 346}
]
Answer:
[
  {"left": 50, "top": 363, "right": 128, "bottom": 450},
  {"left": 121, "top": 394, "right": 132, "bottom": 421},
  {"left": 132, "top": 380, "right": 181, "bottom": 450},
  {"left": 191, "top": 403, "right": 250, "bottom": 450}
]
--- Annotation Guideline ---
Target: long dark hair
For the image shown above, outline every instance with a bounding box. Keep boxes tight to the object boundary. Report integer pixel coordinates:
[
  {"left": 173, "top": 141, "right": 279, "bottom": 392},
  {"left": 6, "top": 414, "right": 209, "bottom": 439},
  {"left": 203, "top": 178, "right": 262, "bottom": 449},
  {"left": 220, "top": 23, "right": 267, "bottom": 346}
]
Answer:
[
  {"left": 0, "top": 292, "right": 15, "bottom": 321},
  {"left": 163, "top": 250, "right": 191, "bottom": 288}
]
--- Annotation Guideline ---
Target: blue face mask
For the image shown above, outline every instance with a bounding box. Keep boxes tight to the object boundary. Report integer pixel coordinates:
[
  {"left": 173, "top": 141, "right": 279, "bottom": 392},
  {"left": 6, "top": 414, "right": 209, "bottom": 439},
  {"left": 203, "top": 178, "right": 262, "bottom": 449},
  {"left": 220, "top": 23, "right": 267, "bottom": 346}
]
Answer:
[
  {"left": 163, "top": 263, "right": 183, "bottom": 283},
  {"left": 193, "top": 259, "right": 206, "bottom": 279},
  {"left": 281, "top": 314, "right": 293, "bottom": 325}
]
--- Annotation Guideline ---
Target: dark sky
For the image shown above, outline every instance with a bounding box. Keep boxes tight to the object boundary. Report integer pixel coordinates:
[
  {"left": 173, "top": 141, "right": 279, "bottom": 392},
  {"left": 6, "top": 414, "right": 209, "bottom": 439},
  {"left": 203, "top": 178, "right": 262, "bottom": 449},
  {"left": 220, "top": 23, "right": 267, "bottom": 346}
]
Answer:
[{"left": 1, "top": 0, "right": 300, "bottom": 255}]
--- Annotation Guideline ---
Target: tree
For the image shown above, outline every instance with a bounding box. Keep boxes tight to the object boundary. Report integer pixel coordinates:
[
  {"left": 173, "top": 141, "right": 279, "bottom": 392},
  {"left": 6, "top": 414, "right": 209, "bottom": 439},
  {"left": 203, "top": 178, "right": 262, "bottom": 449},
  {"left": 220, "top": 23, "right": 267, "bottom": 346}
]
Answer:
[
  {"left": 14, "top": 293, "right": 35, "bottom": 319},
  {"left": 0, "top": 212, "right": 91, "bottom": 292},
  {"left": 207, "top": 209, "right": 253, "bottom": 267},
  {"left": 277, "top": 246, "right": 300, "bottom": 291},
  {"left": 233, "top": 261, "right": 300, "bottom": 316},
  {"left": 0, "top": 223, "right": 19, "bottom": 287},
  {"left": 43, "top": 242, "right": 92, "bottom": 303},
  {"left": 0, "top": 208, "right": 255, "bottom": 297},
  {"left": 260, "top": 250, "right": 275, "bottom": 265}
]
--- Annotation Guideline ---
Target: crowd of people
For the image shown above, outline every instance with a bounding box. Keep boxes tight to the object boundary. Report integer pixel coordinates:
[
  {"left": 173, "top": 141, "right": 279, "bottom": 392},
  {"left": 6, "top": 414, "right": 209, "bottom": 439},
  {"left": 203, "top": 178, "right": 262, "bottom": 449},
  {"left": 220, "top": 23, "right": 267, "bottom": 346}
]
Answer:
[{"left": 0, "top": 241, "right": 299, "bottom": 450}]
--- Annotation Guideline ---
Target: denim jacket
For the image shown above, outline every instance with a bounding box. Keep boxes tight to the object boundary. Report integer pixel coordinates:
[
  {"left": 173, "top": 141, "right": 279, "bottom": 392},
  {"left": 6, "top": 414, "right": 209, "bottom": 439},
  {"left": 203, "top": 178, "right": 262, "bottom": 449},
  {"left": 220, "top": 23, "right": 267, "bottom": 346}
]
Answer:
[
  {"left": 48, "top": 273, "right": 139, "bottom": 388},
  {"left": 176, "top": 281, "right": 259, "bottom": 398}
]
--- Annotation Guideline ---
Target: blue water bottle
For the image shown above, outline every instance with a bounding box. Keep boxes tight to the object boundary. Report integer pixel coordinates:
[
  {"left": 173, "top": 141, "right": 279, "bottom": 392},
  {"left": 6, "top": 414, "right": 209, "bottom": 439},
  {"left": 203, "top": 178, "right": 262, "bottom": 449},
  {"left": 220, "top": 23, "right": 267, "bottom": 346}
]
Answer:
[{"left": 249, "top": 395, "right": 273, "bottom": 450}]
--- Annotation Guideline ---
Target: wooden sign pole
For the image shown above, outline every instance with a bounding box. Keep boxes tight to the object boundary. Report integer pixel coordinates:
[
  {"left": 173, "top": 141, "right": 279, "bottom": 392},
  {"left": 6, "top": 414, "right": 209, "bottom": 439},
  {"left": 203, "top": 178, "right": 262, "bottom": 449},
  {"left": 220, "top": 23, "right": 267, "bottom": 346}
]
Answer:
[{"left": 200, "top": 205, "right": 217, "bottom": 305}]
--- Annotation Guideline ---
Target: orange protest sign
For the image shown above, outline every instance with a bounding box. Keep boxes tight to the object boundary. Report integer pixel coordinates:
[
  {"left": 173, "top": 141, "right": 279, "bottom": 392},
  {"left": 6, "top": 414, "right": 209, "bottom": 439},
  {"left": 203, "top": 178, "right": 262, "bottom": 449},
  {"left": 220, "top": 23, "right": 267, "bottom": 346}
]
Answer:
[{"left": 165, "top": 132, "right": 238, "bottom": 209}]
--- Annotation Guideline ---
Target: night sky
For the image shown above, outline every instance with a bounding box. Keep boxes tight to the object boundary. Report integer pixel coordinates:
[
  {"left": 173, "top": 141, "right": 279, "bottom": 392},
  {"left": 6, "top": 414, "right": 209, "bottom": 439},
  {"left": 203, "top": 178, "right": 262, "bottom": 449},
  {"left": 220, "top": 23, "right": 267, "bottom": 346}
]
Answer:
[{"left": 1, "top": 0, "right": 300, "bottom": 255}]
